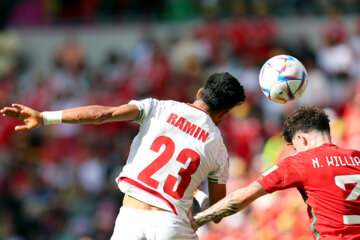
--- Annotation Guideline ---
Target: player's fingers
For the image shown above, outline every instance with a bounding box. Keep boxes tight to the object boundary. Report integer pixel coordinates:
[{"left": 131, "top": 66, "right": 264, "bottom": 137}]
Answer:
[
  {"left": 1, "top": 108, "right": 21, "bottom": 119},
  {"left": 13, "top": 104, "right": 30, "bottom": 115},
  {"left": 2, "top": 113, "right": 18, "bottom": 119},
  {"left": 12, "top": 103, "right": 25, "bottom": 110},
  {"left": 1, "top": 107, "right": 20, "bottom": 114},
  {"left": 12, "top": 104, "right": 35, "bottom": 117},
  {"left": 14, "top": 125, "right": 29, "bottom": 131}
]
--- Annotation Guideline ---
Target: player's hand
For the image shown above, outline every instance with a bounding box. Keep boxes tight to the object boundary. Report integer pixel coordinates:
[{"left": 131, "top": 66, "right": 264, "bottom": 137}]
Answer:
[
  {"left": 189, "top": 215, "right": 199, "bottom": 232},
  {"left": 193, "top": 183, "right": 204, "bottom": 197},
  {"left": 187, "top": 208, "right": 199, "bottom": 232},
  {"left": 1, "top": 104, "right": 43, "bottom": 131}
]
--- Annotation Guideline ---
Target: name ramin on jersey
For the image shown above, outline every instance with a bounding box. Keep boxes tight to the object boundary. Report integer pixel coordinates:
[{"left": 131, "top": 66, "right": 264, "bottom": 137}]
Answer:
[
  {"left": 312, "top": 156, "right": 360, "bottom": 168},
  {"left": 167, "top": 113, "right": 210, "bottom": 143}
]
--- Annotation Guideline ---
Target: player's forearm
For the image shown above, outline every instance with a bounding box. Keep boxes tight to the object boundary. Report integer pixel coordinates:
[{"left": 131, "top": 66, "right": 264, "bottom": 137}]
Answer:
[
  {"left": 60, "top": 105, "right": 113, "bottom": 124},
  {"left": 194, "top": 190, "right": 245, "bottom": 227},
  {"left": 194, "top": 182, "right": 266, "bottom": 227},
  {"left": 60, "top": 104, "right": 139, "bottom": 124}
]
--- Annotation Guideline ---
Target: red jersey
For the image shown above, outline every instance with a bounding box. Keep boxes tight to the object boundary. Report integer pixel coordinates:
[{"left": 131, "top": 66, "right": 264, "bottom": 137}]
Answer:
[{"left": 257, "top": 143, "right": 360, "bottom": 239}]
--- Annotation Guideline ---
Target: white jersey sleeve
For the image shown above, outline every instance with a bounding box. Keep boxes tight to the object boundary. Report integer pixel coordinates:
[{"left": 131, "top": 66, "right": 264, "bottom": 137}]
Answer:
[
  {"left": 128, "top": 98, "right": 156, "bottom": 124},
  {"left": 117, "top": 98, "right": 229, "bottom": 223}
]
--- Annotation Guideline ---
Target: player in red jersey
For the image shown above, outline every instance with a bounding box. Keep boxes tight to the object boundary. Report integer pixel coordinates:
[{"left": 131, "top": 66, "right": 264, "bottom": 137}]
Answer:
[{"left": 191, "top": 105, "right": 360, "bottom": 239}]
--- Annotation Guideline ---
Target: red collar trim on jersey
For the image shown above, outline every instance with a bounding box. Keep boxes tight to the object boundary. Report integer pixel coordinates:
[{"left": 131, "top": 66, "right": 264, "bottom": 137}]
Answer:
[
  {"left": 321, "top": 143, "right": 335, "bottom": 147},
  {"left": 186, "top": 103, "right": 209, "bottom": 115},
  {"left": 118, "top": 176, "right": 178, "bottom": 215}
]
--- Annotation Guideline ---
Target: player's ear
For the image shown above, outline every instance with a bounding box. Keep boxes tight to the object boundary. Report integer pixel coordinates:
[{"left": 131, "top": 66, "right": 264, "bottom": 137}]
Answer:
[
  {"left": 302, "top": 136, "right": 308, "bottom": 146},
  {"left": 298, "top": 134, "right": 308, "bottom": 146},
  {"left": 196, "top": 88, "right": 203, "bottom": 99},
  {"left": 295, "top": 133, "right": 306, "bottom": 146}
]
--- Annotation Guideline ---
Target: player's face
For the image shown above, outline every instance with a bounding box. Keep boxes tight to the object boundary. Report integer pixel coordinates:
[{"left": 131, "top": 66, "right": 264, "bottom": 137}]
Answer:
[{"left": 213, "top": 110, "right": 229, "bottom": 125}]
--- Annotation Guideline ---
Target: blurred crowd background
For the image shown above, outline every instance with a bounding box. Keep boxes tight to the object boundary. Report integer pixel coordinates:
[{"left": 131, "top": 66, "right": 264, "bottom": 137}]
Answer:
[{"left": 1, "top": 0, "right": 360, "bottom": 240}]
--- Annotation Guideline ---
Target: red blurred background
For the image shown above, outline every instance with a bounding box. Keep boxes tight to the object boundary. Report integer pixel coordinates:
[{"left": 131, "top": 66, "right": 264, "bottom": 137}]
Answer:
[{"left": 1, "top": 1, "right": 360, "bottom": 239}]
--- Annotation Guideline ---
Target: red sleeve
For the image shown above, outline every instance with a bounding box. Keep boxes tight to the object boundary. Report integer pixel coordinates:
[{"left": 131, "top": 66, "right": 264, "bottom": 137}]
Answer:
[{"left": 257, "top": 155, "right": 304, "bottom": 193}]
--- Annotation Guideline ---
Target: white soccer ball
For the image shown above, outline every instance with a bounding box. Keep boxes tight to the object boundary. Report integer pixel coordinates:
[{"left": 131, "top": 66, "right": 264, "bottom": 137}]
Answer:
[{"left": 259, "top": 55, "right": 308, "bottom": 103}]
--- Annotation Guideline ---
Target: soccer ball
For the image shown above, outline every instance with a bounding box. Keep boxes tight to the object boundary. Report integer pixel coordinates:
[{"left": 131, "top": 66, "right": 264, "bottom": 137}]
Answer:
[{"left": 259, "top": 55, "right": 308, "bottom": 103}]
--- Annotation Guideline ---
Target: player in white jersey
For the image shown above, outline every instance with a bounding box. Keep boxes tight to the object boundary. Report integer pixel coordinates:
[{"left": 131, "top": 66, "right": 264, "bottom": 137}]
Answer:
[{"left": 1, "top": 72, "right": 245, "bottom": 240}]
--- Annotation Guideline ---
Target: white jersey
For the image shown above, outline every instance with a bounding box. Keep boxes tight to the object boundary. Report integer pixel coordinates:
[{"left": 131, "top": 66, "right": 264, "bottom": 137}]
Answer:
[{"left": 116, "top": 98, "right": 229, "bottom": 222}]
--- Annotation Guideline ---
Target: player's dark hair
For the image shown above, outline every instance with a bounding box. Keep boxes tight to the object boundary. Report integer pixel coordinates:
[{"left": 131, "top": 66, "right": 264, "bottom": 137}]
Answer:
[
  {"left": 282, "top": 105, "right": 330, "bottom": 144},
  {"left": 199, "top": 72, "right": 245, "bottom": 112}
]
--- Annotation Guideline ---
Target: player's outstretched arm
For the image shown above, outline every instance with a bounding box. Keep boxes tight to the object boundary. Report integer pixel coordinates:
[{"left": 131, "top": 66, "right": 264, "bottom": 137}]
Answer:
[
  {"left": 61, "top": 104, "right": 140, "bottom": 124},
  {"left": 191, "top": 181, "right": 267, "bottom": 231},
  {"left": 1, "top": 103, "right": 140, "bottom": 131}
]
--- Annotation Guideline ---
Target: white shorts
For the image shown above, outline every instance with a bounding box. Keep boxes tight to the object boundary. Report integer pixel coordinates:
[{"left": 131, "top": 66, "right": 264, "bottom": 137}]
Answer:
[{"left": 110, "top": 206, "right": 199, "bottom": 240}]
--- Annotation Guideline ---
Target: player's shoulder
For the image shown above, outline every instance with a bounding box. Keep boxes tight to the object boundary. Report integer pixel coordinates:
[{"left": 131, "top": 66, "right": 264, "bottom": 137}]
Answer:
[
  {"left": 333, "top": 144, "right": 360, "bottom": 155},
  {"left": 152, "top": 99, "right": 184, "bottom": 108},
  {"left": 278, "top": 148, "right": 307, "bottom": 167},
  {"left": 135, "top": 98, "right": 185, "bottom": 111}
]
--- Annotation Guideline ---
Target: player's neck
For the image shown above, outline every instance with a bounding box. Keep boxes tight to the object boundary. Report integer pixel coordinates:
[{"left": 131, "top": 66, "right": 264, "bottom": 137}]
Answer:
[
  {"left": 192, "top": 100, "right": 211, "bottom": 114},
  {"left": 308, "top": 133, "right": 332, "bottom": 149},
  {"left": 192, "top": 100, "right": 217, "bottom": 123},
  {"left": 192, "top": 100, "right": 228, "bottom": 125}
]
